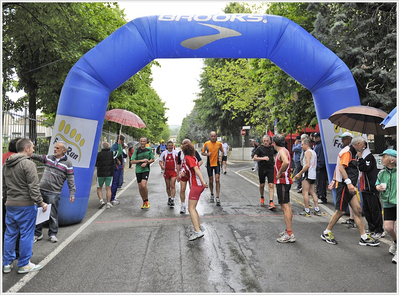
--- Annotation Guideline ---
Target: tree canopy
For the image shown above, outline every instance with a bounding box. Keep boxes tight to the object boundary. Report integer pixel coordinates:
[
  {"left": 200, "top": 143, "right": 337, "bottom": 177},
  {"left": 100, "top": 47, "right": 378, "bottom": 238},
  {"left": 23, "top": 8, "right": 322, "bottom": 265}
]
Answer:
[
  {"left": 3, "top": 2, "right": 168, "bottom": 143},
  {"left": 179, "top": 2, "right": 396, "bottom": 144}
]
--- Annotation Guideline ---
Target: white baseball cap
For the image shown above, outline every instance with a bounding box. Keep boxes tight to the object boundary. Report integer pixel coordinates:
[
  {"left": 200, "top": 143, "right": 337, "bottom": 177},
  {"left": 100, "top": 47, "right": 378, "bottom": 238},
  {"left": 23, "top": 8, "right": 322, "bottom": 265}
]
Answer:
[{"left": 339, "top": 132, "right": 353, "bottom": 138}]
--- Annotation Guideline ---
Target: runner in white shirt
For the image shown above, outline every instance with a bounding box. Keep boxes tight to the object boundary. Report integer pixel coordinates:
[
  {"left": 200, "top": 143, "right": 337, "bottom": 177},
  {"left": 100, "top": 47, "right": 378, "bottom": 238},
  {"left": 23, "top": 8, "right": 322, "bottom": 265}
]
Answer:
[
  {"left": 294, "top": 137, "right": 321, "bottom": 217},
  {"left": 221, "top": 138, "right": 230, "bottom": 175}
]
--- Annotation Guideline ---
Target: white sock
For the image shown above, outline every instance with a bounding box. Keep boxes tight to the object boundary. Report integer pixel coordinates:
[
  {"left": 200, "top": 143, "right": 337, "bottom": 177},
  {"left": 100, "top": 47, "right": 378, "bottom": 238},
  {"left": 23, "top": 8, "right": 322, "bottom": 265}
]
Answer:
[
  {"left": 324, "top": 229, "right": 331, "bottom": 234},
  {"left": 315, "top": 207, "right": 320, "bottom": 211},
  {"left": 361, "top": 234, "right": 368, "bottom": 240},
  {"left": 305, "top": 208, "right": 310, "bottom": 213}
]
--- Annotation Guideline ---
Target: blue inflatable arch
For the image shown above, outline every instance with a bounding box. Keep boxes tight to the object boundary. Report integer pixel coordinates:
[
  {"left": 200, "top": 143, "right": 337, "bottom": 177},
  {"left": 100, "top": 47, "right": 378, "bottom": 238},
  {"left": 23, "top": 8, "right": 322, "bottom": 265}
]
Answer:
[{"left": 55, "top": 14, "right": 360, "bottom": 225}]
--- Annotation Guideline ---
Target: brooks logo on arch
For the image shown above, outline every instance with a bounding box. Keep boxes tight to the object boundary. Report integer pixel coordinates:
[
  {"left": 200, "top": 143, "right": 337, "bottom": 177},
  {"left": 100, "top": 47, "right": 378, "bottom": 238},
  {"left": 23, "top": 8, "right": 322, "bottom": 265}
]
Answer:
[{"left": 181, "top": 23, "right": 242, "bottom": 50}]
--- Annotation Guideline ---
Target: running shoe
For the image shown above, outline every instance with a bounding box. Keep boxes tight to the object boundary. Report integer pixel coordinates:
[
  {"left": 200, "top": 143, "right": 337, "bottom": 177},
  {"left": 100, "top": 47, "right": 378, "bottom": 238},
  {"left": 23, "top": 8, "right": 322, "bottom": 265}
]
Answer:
[
  {"left": 359, "top": 234, "right": 380, "bottom": 246},
  {"left": 99, "top": 201, "right": 106, "bottom": 209},
  {"left": 188, "top": 230, "right": 204, "bottom": 241},
  {"left": 260, "top": 198, "right": 265, "bottom": 207},
  {"left": 49, "top": 235, "right": 58, "bottom": 243},
  {"left": 180, "top": 205, "right": 186, "bottom": 214},
  {"left": 321, "top": 231, "right": 337, "bottom": 245},
  {"left": 389, "top": 241, "right": 397, "bottom": 255},
  {"left": 170, "top": 199, "right": 175, "bottom": 208},
  {"left": 224, "top": 171, "right": 227, "bottom": 175},
  {"left": 106, "top": 203, "right": 113, "bottom": 209},
  {"left": 200, "top": 225, "right": 205, "bottom": 232},
  {"left": 144, "top": 201, "right": 150, "bottom": 209},
  {"left": 371, "top": 232, "right": 382, "bottom": 239},
  {"left": 210, "top": 194, "right": 215, "bottom": 203},
  {"left": 392, "top": 253, "right": 397, "bottom": 264},
  {"left": 300, "top": 210, "right": 311, "bottom": 217},
  {"left": 341, "top": 218, "right": 354, "bottom": 225},
  {"left": 141, "top": 202, "right": 146, "bottom": 209},
  {"left": 314, "top": 209, "right": 321, "bottom": 216},
  {"left": 111, "top": 199, "right": 120, "bottom": 205},
  {"left": 268, "top": 202, "right": 276, "bottom": 210},
  {"left": 3, "top": 264, "right": 12, "bottom": 273},
  {"left": 167, "top": 198, "right": 171, "bottom": 206},
  {"left": 18, "top": 262, "right": 43, "bottom": 274},
  {"left": 33, "top": 234, "right": 43, "bottom": 243},
  {"left": 216, "top": 197, "right": 221, "bottom": 206},
  {"left": 277, "top": 232, "right": 296, "bottom": 243}
]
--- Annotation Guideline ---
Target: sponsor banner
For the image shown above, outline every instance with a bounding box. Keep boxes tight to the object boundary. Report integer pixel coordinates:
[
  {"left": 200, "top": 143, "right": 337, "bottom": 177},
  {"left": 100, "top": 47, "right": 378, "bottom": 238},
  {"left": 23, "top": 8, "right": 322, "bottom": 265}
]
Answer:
[
  {"left": 50, "top": 115, "right": 98, "bottom": 168},
  {"left": 321, "top": 119, "right": 367, "bottom": 164}
]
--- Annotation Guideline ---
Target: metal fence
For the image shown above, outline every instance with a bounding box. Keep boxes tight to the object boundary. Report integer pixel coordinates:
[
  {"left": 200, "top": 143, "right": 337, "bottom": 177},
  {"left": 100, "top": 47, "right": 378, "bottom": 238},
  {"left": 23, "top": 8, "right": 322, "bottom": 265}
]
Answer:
[{"left": 2, "top": 109, "right": 138, "bottom": 156}]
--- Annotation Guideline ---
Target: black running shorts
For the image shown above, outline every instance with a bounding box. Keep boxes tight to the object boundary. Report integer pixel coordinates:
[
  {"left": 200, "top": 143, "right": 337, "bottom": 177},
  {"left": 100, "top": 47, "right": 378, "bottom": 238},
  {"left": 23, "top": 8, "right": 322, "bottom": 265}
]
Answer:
[{"left": 276, "top": 183, "right": 291, "bottom": 204}]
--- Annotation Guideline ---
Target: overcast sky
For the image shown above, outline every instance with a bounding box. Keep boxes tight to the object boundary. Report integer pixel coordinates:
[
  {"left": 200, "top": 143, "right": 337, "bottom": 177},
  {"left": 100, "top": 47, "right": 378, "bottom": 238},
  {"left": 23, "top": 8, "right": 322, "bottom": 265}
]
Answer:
[{"left": 118, "top": 1, "right": 236, "bottom": 126}]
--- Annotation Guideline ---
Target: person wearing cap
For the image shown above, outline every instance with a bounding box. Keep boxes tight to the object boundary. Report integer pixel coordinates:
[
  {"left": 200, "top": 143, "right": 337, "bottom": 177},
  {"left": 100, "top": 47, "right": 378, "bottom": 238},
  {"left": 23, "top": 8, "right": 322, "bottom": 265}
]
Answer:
[
  {"left": 156, "top": 140, "right": 166, "bottom": 156},
  {"left": 376, "top": 149, "right": 397, "bottom": 263},
  {"left": 292, "top": 135, "right": 303, "bottom": 190},
  {"left": 330, "top": 132, "right": 356, "bottom": 227},
  {"left": 220, "top": 138, "right": 229, "bottom": 175},
  {"left": 313, "top": 132, "right": 328, "bottom": 203},
  {"left": 357, "top": 138, "right": 384, "bottom": 240},
  {"left": 322, "top": 136, "right": 380, "bottom": 246}
]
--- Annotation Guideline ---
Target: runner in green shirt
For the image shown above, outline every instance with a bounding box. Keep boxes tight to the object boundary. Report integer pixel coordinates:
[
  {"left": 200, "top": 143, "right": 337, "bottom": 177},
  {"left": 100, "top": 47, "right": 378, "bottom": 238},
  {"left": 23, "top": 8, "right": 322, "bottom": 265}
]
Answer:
[{"left": 130, "top": 137, "right": 155, "bottom": 209}]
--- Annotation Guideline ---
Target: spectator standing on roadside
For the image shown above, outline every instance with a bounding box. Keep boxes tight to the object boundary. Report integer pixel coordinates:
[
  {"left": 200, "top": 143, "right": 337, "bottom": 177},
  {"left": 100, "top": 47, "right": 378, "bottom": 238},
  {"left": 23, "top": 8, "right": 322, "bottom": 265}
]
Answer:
[
  {"left": 3, "top": 138, "right": 48, "bottom": 274},
  {"left": 221, "top": 138, "right": 230, "bottom": 175},
  {"left": 322, "top": 136, "right": 380, "bottom": 246},
  {"left": 130, "top": 137, "right": 155, "bottom": 209},
  {"left": 272, "top": 134, "right": 295, "bottom": 243},
  {"left": 254, "top": 135, "right": 277, "bottom": 209},
  {"left": 313, "top": 132, "right": 328, "bottom": 203},
  {"left": 117, "top": 144, "right": 127, "bottom": 189},
  {"left": 32, "top": 141, "right": 75, "bottom": 244},
  {"left": 357, "top": 138, "right": 384, "bottom": 239},
  {"left": 201, "top": 131, "right": 224, "bottom": 206},
  {"left": 110, "top": 135, "right": 124, "bottom": 205},
  {"left": 251, "top": 139, "right": 259, "bottom": 172},
  {"left": 176, "top": 139, "right": 203, "bottom": 214},
  {"left": 95, "top": 142, "right": 115, "bottom": 209},
  {"left": 292, "top": 136, "right": 302, "bottom": 190},
  {"left": 2, "top": 138, "right": 22, "bottom": 260},
  {"left": 376, "top": 149, "right": 397, "bottom": 263}
]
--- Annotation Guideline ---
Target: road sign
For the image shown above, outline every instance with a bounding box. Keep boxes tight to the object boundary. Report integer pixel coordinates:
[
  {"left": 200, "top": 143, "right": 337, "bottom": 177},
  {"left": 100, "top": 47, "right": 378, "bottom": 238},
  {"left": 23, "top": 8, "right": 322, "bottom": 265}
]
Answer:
[
  {"left": 242, "top": 126, "right": 251, "bottom": 129},
  {"left": 241, "top": 129, "right": 246, "bottom": 136}
]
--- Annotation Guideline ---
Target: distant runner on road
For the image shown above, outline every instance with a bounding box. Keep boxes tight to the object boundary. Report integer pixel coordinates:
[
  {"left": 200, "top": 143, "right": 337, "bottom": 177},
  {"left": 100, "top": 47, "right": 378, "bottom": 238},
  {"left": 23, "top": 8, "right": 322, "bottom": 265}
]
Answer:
[{"left": 201, "top": 131, "right": 223, "bottom": 206}]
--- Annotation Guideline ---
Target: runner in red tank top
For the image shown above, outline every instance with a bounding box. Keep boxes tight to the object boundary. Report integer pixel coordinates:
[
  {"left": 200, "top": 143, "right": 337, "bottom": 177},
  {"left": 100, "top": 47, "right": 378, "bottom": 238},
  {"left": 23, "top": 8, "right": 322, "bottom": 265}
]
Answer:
[
  {"left": 159, "top": 141, "right": 178, "bottom": 208},
  {"left": 272, "top": 134, "right": 295, "bottom": 243}
]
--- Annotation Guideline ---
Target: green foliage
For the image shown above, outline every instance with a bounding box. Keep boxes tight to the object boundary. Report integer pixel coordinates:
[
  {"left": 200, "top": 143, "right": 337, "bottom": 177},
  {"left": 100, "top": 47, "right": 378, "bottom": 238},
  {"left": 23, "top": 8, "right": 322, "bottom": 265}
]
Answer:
[{"left": 309, "top": 2, "right": 396, "bottom": 112}]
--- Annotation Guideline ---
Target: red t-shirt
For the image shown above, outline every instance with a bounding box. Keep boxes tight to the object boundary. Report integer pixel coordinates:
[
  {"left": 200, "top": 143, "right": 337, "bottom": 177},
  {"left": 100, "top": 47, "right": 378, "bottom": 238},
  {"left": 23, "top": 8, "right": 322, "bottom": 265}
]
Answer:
[
  {"left": 183, "top": 155, "right": 202, "bottom": 187},
  {"left": 160, "top": 150, "right": 177, "bottom": 172}
]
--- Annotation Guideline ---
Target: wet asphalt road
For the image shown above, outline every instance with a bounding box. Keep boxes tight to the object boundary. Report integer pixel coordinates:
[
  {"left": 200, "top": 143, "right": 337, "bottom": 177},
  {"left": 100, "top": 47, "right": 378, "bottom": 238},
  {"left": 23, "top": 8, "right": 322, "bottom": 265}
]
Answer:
[{"left": 3, "top": 155, "right": 397, "bottom": 293}]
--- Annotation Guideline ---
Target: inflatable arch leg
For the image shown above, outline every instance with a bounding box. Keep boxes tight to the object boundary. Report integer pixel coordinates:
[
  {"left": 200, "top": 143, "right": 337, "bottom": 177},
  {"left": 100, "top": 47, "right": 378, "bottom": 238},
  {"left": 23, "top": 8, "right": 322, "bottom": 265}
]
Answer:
[{"left": 54, "top": 14, "right": 360, "bottom": 225}]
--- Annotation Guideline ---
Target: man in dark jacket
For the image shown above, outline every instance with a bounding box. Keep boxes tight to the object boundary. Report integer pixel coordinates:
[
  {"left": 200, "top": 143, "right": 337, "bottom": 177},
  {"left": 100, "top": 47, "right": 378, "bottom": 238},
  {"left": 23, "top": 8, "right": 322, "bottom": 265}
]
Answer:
[
  {"left": 357, "top": 138, "right": 384, "bottom": 239},
  {"left": 313, "top": 132, "right": 328, "bottom": 203},
  {"left": 95, "top": 142, "right": 115, "bottom": 209}
]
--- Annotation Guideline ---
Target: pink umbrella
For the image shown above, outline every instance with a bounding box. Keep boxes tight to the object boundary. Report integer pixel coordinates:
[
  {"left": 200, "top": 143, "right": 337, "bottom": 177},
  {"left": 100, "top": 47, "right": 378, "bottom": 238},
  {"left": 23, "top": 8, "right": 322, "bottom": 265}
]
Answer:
[{"left": 105, "top": 109, "right": 146, "bottom": 129}]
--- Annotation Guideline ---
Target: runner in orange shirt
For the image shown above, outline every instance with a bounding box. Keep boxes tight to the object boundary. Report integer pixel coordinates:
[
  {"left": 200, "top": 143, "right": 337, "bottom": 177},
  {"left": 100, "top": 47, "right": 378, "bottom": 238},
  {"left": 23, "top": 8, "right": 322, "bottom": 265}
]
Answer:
[{"left": 201, "top": 131, "right": 224, "bottom": 206}]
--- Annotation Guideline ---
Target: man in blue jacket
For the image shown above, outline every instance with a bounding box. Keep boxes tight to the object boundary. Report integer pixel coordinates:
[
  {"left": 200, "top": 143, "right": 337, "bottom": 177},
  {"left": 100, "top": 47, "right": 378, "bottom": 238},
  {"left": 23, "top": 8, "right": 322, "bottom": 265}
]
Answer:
[{"left": 110, "top": 135, "right": 124, "bottom": 205}]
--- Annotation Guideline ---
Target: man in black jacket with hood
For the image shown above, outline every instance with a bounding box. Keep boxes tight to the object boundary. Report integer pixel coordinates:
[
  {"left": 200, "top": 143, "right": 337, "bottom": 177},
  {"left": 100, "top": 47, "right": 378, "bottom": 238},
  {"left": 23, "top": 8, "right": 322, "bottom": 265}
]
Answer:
[{"left": 357, "top": 138, "right": 384, "bottom": 239}]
